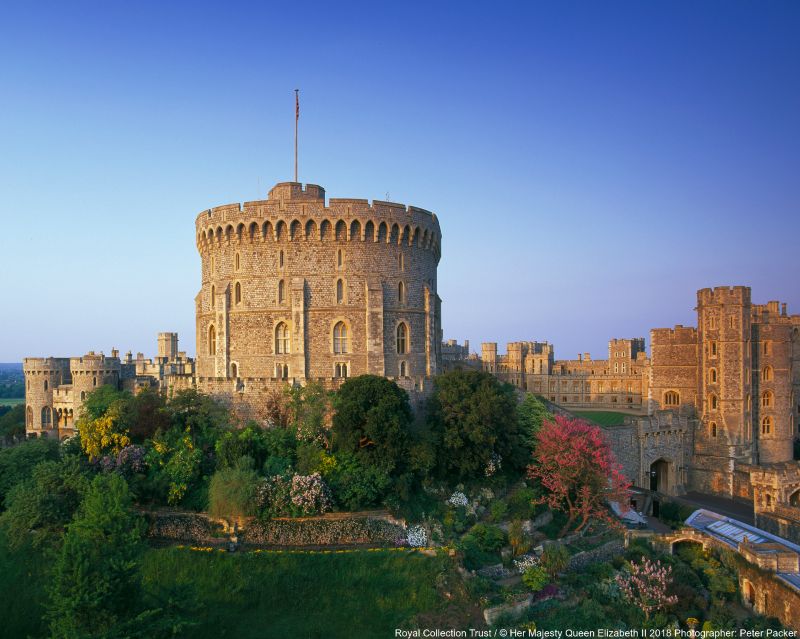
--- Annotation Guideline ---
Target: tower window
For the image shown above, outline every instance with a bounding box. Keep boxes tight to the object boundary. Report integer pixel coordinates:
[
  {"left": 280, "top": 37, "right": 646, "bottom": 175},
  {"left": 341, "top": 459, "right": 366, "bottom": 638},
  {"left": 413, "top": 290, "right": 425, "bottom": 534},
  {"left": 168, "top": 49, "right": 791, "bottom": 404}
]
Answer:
[
  {"left": 279, "top": 250, "right": 285, "bottom": 268},
  {"left": 235, "top": 252, "right": 240, "bottom": 271},
  {"left": 710, "top": 394, "right": 718, "bottom": 410},
  {"left": 664, "top": 390, "right": 680, "bottom": 406},
  {"left": 235, "top": 282, "right": 242, "bottom": 305},
  {"left": 399, "top": 361, "right": 407, "bottom": 377},
  {"left": 761, "top": 416, "right": 772, "bottom": 435},
  {"left": 211, "top": 285, "right": 216, "bottom": 309},
  {"left": 337, "top": 249, "right": 343, "bottom": 269},
  {"left": 709, "top": 368, "right": 717, "bottom": 383},
  {"left": 335, "top": 362, "right": 348, "bottom": 379},
  {"left": 762, "top": 366, "right": 773, "bottom": 382},
  {"left": 761, "top": 391, "right": 773, "bottom": 408},
  {"left": 275, "top": 322, "right": 290, "bottom": 354},
  {"left": 396, "top": 322, "right": 408, "bottom": 354},
  {"left": 41, "top": 407, "right": 51, "bottom": 427},
  {"left": 278, "top": 280, "right": 285, "bottom": 303},
  {"left": 710, "top": 422, "right": 717, "bottom": 438},
  {"left": 398, "top": 281, "right": 405, "bottom": 305},
  {"left": 333, "top": 322, "right": 348, "bottom": 354},
  {"left": 208, "top": 325, "right": 216, "bottom": 356},
  {"left": 230, "top": 363, "right": 238, "bottom": 378},
  {"left": 763, "top": 341, "right": 771, "bottom": 356},
  {"left": 336, "top": 279, "right": 344, "bottom": 304},
  {"left": 399, "top": 253, "right": 404, "bottom": 271},
  {"left": 44, "top": 379, "right": 48, "bottom": 391},
  {"left": 710, "top": 341, "right": 718, "bottom": 357},
  {"left": 276, "top": 364, "right": 289, "bottom": 379}
]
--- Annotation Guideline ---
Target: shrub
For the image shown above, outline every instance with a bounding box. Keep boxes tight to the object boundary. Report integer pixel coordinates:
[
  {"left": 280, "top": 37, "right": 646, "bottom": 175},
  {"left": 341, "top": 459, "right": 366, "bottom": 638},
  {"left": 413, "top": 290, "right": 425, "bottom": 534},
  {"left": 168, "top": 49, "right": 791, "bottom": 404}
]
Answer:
[
  {"left": 506, "top": 487, "right": 538, "bottom": 520},
  {"left": 522, "top": 565, "right": 548, "bottom": 592},
  {"left": 540, "top": 543, "right": 570, "bottom": 579},
  {"left": 243, "top": 517, "right": 405, "bottom": 546},
  {"left": 508, "top": 519, "right": 530, "bottom": 557},
  {"left": 208, "top": 459, "right": 259, "bottom": 524},
  {"left": 323, "top": 451, "right": 391, "bottom": 510},
  {"left": 489, "top": 500, "right": 508, "bottom": 523}
]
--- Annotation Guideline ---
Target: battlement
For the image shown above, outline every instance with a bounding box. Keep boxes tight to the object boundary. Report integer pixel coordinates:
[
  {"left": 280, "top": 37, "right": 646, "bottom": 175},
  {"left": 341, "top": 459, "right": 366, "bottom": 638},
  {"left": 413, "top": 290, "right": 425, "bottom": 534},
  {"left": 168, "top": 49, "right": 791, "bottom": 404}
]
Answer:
[
  {"left": 23, "top": 357, "right": 70, "bottom": 373},
  {"left": 650, "top": 325, "right": 698, "bottom": 343},
  {"left": 69, "top": 353, "right": 121, "bottom": 372},
  {"left": 697, "top": 285, "right": 752, "bottom": 306},
  {"left": 196, "top": 183, "right": 441, "bottom": 257}
]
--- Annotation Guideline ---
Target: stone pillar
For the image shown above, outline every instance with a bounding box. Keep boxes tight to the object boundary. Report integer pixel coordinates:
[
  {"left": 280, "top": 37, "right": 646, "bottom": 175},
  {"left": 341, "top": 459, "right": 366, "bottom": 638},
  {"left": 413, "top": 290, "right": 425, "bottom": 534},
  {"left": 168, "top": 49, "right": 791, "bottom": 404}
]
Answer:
[
  {"left": 290, "top": 277, "right": 307, "bottom": 380},
  {"left": 365, "top": 278, "right": 385, "bottom": 376}
]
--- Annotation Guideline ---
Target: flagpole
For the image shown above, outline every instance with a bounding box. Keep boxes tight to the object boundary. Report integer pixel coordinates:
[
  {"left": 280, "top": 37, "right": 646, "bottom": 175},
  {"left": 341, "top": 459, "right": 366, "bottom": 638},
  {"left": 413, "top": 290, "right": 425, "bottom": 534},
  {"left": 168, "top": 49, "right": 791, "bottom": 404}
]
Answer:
[{"left": 294, "top": 89, "right": 299, "bottom": 182}]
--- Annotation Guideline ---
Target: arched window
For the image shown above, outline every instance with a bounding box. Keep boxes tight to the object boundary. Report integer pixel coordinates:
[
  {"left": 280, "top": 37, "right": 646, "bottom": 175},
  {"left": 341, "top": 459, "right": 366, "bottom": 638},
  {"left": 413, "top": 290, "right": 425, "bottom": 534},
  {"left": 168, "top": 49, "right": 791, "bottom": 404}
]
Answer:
[
  {"left": 26, "top": 406, "right": 32, "bottom": 427},
  {"left": 44, "top": 379, "right": 48, "bottom": 391},
  {"left": 208, "top": 325, "right": 216, "bottom": 356},
  {"left": 235, "top": 282, "right": 242, "bottom": 305},
  {"left": 398, "top": 281, "right": 405, "bottom": 305},
  {"left": 710, "top": 341, "right": 718, "bottom": 357},
  {"left": 235, "top": 252, "right": 240, "bottom": 270},
  {"left": 275, "top": 322, "right": 290, "bottom": 354},
  {"left": 80, "top": 391, "right": 86, "bottom": 401},
  {"left": 337, "top": 249, "right": 343, "bottom": 268},
  {"left": 761, "top": 416, "right": 772, "bottom": 435},
  {"left": 279, "top": 250, "right": 285, "bottom": 268},
  {"left": 763, "top": 341, "right": 771, "bottom": 356},
  {"left": 230, "top": 363, "right": 238, "bottom": 378},
  {"left": 761, "top": 391, "right": 773, "bottom": 408},
  {"left": 399, "top": 361, "right": 407, "bottom": 377},
  {"left": 762, "top": 366, "right": 773, "bottom": 382},
  {"left": 335, "top": 362, "right": 348, "bottom": 379},
  {"left": 333, "top": 322, "right": 348, "bottom": 354},
  {"left": 278, "top": 279, "right": 285, "bottom": 303},
  {"left": 396, "top": 322, "right": 408, "bottom": 354},
  {"left": 276, "top": 364, "right": 289, "bottom": 379},
  {"left": 709, "top": 368, "right": 717, "bottom": 383},
  {"left": 93, "top": 376, "right": 97, "bottom": 387},
  {"left": 211, "top": 285, "right": 216, "bottom": 309},
  {"left": 710, "top": 393, "right": 718, "bottom": 410},
  {"left": 41, "top": 407, "right": 51, "bottom": 427},
  {"left": 398, "top": 253, "right": 404, "bottom": 271},
  {"left": 336, "top": 279, "right": 344, "bottom": 304},
  {"left": 664, "top": 391, "right": 680, "bottom": 406},
  {"left": 710, "top": 422, "right": 717, "bottom": 438}
]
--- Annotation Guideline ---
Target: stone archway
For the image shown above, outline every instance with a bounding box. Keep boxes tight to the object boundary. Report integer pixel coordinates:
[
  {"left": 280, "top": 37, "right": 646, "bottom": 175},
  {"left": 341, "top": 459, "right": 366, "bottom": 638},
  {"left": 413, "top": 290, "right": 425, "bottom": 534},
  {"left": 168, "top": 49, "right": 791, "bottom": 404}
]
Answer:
[
  {"left": 742, "top": 580, "right": 756, "bottom": 608},
  {"left": 649, "top": 458, "right": 673, "bottom": 494}
]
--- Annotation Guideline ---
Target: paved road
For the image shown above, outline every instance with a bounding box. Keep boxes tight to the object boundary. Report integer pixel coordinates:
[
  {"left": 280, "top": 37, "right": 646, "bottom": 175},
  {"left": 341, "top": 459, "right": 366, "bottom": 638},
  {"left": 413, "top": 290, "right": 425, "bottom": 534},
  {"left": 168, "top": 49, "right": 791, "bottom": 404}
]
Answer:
[{"left": 672, "top": 491, "right": 754, "bottom": 525}]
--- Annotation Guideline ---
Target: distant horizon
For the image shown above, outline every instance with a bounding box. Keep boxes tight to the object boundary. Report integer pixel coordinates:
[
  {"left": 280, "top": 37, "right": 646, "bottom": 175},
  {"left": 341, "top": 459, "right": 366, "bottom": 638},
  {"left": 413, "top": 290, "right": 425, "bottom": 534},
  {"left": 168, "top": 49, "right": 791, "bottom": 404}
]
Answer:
[{"left": 2, "top": 1, "right": 798, "bottom": 361}]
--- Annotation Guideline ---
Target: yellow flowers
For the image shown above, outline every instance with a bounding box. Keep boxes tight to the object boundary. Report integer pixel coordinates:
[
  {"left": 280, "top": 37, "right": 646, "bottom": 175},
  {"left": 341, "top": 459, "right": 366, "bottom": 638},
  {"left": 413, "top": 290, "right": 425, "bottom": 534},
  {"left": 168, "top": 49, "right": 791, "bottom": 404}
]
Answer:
[{"left": 77, "top": 412, "right": 131, "bottom": 461}]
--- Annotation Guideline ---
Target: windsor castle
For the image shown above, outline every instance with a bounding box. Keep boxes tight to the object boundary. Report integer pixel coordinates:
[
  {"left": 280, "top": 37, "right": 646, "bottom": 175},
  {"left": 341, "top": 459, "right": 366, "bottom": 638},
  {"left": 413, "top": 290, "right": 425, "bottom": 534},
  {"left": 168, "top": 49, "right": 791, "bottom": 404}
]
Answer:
[{"left": 22, "top": 181, "right": 800, "bottom": 536}]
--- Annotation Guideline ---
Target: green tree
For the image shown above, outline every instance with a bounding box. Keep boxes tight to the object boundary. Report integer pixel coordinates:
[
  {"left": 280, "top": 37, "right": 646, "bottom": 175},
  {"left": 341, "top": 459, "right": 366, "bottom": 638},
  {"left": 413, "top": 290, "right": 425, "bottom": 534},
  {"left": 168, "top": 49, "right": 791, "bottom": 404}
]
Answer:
[
  {"left": 331, "top": 375, "right": 413, "bottom": 476},
  {"left": 517, "top": 394, "right": 552, "bottom": 448},
  {"left": 426, "top": 370, "right": 525, "bottom": 481},
  {"left": 208, "top": 458, "right": 259, "bottom": 526},
  {"left": 0, "top": 438, "right": 60, "bottom": 509},
  {"left": 288, "top": 381, "right": 333, "bottom": 446},
  {"left": 47, "top": 473, "right": 146, "bottom": 638},
  {"left": 165, "top": 389, "right": 230, "bottom": 448},
  {"left": 81, "top": 385, "right": 131, "bottom": 422},
  {"left": 322, "top": 451, "right": 392, "bottom": 510},
  {"left": 0, "top": 456, "right": 90, "bottom": 549},
  {"left": 0, "top": 404, "right": 25, "bottom": 444}
]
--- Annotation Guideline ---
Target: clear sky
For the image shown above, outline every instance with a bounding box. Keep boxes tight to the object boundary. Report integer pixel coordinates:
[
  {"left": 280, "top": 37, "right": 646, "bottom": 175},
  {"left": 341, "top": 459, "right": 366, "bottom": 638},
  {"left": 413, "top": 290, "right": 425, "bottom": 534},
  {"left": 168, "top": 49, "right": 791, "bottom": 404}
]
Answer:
[{"left": 1, "top": 1, "right": 798, "bottom": 362}]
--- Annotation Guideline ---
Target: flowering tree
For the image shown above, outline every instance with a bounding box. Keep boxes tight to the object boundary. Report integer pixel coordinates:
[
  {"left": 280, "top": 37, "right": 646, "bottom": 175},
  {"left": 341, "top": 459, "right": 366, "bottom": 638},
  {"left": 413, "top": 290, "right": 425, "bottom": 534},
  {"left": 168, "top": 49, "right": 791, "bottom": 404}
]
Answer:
[
  {"left": 615, "top": 556, "right": 678, "bottom": 620},
  {"left": 527, "top": 415, "right": 631, "bottom": 536}
]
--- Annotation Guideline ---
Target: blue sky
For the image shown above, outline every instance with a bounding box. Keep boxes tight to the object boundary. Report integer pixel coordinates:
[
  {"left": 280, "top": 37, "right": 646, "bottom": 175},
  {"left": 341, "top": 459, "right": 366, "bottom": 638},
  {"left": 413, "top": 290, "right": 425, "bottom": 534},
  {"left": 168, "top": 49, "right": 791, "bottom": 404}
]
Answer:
[{"left": 1, "top": 1, "right": 798, "bottom": 361}]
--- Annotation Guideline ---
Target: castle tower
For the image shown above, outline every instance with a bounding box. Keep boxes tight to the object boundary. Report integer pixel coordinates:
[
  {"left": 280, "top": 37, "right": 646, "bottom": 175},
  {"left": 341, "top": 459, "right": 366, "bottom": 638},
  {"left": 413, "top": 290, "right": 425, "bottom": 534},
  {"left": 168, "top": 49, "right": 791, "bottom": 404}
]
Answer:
[
  {"left": 70, "top": 352, "right": 121, "bottom": 420},
  {"left": 194, "top": 182, "right": 442, "bottom": 385},
  {"left": 158, "top": 332, "right": 179, "bottom": 361},
  {"left": 751, "top": 300, "right": 796, "bottom": 465},
  {"left": 22, "top": 357, "right": 70, "bottom": 437},
  {"left": 693, "top": 286, "right": 754, "bottom": 495},
  {"left": 481, "top": 343, "right": 498, "bottom": 373}
]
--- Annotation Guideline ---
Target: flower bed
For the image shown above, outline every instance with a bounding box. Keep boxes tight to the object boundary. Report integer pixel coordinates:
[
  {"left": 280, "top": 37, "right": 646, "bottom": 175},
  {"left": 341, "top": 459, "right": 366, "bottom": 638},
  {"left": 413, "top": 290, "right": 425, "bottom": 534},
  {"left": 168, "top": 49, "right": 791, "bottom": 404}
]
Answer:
[{"left": 242, "top": 516, "right": 406, "bottom": 547}]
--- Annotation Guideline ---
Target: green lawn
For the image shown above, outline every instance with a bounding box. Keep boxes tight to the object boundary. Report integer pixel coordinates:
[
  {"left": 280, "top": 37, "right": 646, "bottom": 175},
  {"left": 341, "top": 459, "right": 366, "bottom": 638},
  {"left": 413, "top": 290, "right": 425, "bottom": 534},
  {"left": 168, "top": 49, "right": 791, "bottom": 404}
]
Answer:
[
  {"left": 572, "top": 410, "right": 630, "bottom": 427},
  {"left": 0, "top": 397, "right": 25, "bottom": 407},
  {"left": 141, "top": 547, "right": 454, "bottom": 638}
]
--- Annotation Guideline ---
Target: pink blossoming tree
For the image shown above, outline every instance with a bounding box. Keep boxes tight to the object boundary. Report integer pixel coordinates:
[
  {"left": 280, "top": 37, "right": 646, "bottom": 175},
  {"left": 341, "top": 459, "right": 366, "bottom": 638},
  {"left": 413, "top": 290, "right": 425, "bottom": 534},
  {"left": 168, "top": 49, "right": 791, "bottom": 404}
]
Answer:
[{"left": 616, "top": 556, "right": 679, "bottom": 620}]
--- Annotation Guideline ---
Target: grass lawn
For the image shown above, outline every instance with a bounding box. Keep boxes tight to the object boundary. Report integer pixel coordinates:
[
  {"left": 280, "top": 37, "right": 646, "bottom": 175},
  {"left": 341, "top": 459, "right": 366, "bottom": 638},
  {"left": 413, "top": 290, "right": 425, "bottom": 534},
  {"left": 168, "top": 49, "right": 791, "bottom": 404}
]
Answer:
[
  {"left": 0, "top": 397, "right": 25, "bottom": 407},
  {"left": 140, "top": 547, "right": 460, "bottom": 638},
  {"left": 572, "top": 411, "right": 630, "bottom": 427}
]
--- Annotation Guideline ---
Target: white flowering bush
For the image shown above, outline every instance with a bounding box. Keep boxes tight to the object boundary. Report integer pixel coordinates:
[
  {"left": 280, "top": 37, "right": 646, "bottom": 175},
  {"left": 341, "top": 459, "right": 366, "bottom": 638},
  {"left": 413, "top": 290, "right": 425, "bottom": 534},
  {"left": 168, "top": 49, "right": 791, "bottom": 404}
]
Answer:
[
  {"left": 513, "top": 554, "right": 540, "bottom": 574},
  {"left": 447, "top": 491, "right": 469, "bottom": 507},
  {"left": 290, "top": 473, "right": 333, "bottom": 516},
  {"left": 406, "top": 525, "right": 428, "bottom": 547}
]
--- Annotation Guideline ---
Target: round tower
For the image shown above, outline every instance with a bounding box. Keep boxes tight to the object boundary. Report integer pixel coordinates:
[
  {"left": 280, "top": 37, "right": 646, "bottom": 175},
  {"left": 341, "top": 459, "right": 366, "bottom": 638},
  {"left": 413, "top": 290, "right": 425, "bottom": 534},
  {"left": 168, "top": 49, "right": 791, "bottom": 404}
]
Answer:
[
  {"left": 194, "top": 182, "right": 442, "bottom": 384},
  {"left": 70, "top": 352, "right": 122, "bottom": 418},
  {"left": 22, "top": 357, "right": 70, "bottom": 437}
]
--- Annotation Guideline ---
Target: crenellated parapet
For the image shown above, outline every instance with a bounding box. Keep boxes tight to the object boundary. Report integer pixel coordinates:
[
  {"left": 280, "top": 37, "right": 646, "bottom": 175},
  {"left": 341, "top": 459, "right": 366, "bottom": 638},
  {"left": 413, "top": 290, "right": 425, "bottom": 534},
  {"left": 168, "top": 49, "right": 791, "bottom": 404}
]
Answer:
[{"left": 195, "top": 182, "right": 442, "bottom": 262}]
